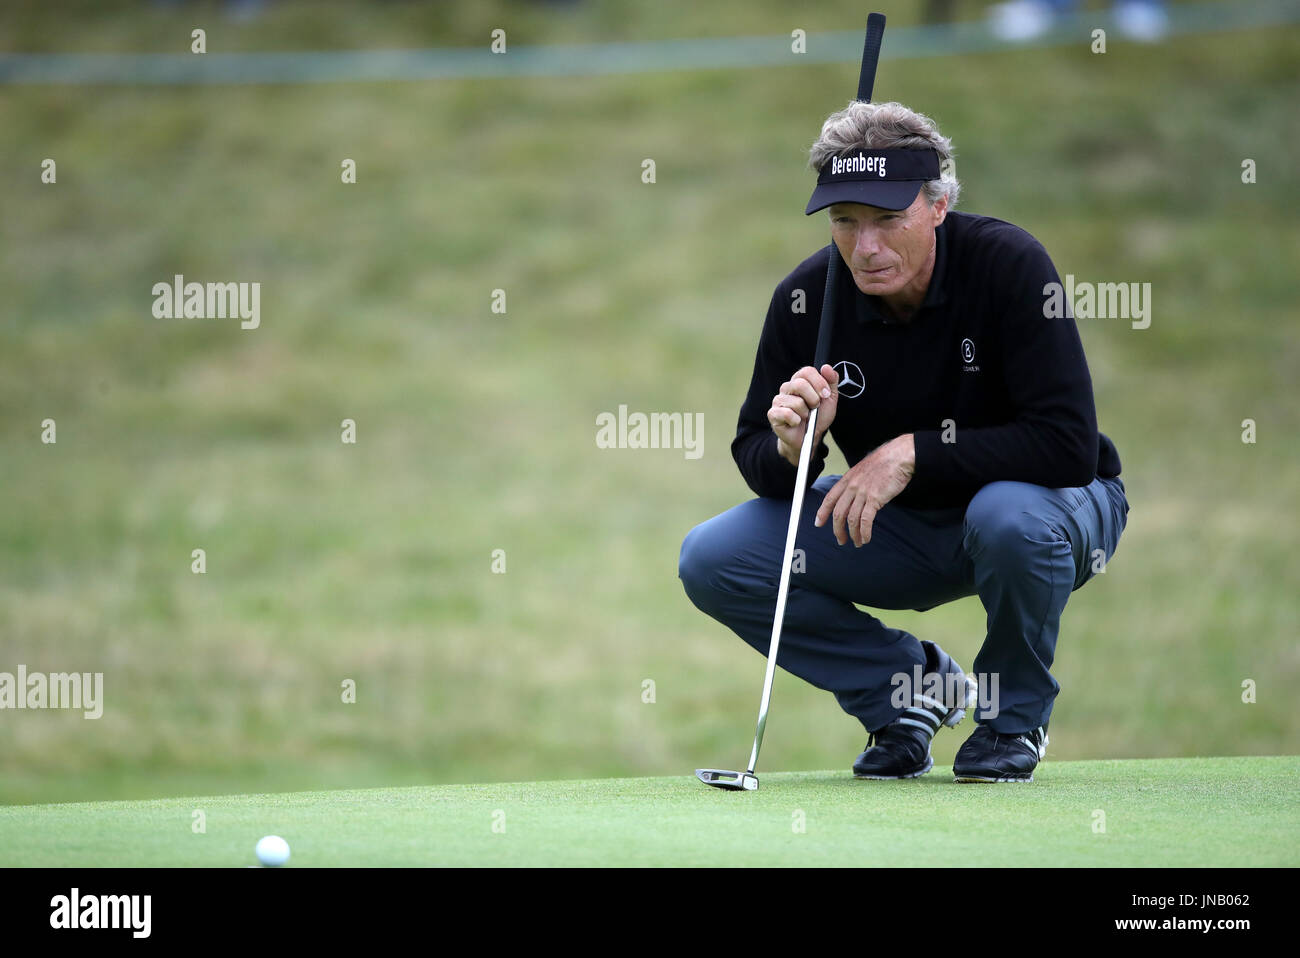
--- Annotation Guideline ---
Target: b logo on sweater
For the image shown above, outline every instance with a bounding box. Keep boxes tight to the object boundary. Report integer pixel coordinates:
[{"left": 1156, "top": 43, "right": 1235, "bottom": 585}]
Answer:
[{"left": 961, "top": 338, "right": 980, "bottom": 372}]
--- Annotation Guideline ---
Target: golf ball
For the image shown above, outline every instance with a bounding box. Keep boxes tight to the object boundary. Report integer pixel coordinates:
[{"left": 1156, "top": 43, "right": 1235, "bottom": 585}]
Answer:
[{"left": 255, "top": 835, "right": 290, "bottom": 867}]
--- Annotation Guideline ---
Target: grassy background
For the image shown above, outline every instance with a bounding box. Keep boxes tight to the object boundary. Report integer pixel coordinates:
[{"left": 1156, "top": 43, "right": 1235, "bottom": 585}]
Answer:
[
  {"left": 1, "top": 757, "right": 1296, "bottom": 866},
  {"left": 1, "top": 0, "right": 1297, "bottom": 806}
]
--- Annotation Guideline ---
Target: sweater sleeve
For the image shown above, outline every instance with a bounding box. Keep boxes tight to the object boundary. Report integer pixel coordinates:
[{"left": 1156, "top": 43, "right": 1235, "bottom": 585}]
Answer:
[
  {"left": 912, "top": 237, "right": 1099, "bottom": 490},
  {"left": 731, "top": 276, "right": 831, "bottom": 499}
]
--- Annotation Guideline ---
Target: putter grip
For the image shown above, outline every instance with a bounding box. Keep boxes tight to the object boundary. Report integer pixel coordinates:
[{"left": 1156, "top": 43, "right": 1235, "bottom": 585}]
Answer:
[
  {"left": 857, "top": 13, "right": 886, "bottom": 103},
  {"left": 813, "top": 247, "right": 838, "bottom": 370}
]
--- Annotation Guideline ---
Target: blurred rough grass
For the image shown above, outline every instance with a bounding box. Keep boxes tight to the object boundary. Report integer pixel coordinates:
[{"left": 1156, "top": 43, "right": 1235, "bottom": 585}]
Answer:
[{"left": 0, "top": 2, "right": 1297, "bottom": 803}]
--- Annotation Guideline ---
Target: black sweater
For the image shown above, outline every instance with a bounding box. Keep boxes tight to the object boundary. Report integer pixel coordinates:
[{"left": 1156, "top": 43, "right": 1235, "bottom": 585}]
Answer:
[{"left": 731, "top": 211, "right": 1122, "bottom": 509}]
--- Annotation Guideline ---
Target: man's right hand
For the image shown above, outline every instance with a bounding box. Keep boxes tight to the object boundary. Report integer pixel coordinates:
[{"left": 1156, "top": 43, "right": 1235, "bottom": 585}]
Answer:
[{"left": 768, "top": 364, "right": 839, "bottom": 466}]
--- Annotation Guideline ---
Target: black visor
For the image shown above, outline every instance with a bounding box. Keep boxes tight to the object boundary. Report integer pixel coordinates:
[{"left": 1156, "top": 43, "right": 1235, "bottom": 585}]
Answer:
[{"left": 805, "top": 148, "right": 942, "bottom": 215}]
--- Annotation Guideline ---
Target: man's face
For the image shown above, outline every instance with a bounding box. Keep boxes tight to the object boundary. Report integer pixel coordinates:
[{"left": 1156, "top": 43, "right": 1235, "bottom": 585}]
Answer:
[{"left": 829, "top": 193, "right": 948, "bottom": 299}]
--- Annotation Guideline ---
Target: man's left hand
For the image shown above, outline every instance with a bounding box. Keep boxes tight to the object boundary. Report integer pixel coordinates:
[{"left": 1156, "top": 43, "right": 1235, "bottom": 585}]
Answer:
[{"left": 815, "top": 434, "right": 916, "bottom": 547}]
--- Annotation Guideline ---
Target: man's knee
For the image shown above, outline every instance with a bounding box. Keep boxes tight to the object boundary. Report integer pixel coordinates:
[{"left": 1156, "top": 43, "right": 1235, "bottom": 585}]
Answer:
[
  {"left": 679, "top": 508, "right": 777, "bottom": 610},
  {"left": 678, "top": 522, "right": 710, "bottom": 592},
  {"left": 678, "top": 518, "right": 733, "bottom": 607},
  {"left": 963, "top": 482, "right": 1057, "bottom": 562}
]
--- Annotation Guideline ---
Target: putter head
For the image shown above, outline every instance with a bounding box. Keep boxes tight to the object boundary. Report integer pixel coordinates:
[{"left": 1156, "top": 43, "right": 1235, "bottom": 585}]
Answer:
[{"left": 695, "top": 768, "right": 759, "bottom": 791}]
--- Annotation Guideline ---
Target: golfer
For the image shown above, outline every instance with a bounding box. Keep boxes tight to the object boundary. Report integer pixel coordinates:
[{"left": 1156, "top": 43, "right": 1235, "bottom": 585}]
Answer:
[{"left": 679, "top": 101, "right": 1129, "bottom": 782}]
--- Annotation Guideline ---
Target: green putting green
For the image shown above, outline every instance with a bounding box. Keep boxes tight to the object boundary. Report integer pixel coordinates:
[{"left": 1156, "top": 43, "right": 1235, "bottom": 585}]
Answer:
[{"left": 2, "top": 755, "right": 1295, "bottom": 867}]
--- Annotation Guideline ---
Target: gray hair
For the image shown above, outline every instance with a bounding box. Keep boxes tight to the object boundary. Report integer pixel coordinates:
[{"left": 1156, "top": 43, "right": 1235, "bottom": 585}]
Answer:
[{"left": 808, "top": 101, "right": 960, "bottom": 208}]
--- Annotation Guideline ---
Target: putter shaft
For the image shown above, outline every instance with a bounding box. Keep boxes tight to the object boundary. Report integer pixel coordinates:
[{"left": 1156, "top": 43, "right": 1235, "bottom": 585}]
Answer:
[{"left": 746, "top": 404, "right": 820, "bottom": 775}]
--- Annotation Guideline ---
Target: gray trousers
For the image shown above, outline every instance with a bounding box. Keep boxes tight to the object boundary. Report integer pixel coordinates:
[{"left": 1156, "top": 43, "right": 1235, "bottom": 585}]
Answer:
[{"left": 679, "top": 475, "right": 1130, "bottom": 734}]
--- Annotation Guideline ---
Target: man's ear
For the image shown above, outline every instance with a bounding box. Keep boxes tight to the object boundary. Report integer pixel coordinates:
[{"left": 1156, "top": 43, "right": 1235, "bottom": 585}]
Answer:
[{"left": 931, "top": 193, "right": 949, "bottom": 227}]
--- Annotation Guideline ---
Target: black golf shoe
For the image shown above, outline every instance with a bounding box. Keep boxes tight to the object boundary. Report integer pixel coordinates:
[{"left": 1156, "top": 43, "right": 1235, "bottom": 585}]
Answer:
[
  {"left": 852, "top": 721, "right": 934, "bottom": 779},
  {"left": 918, "top": 639, "right": 977, "bottom": 728},
  {"left": 953, "top": 723, "right": 1049, "bottom": 782},
  {"left": 853, "top": 640, "right": 976, "bottom": 780}
]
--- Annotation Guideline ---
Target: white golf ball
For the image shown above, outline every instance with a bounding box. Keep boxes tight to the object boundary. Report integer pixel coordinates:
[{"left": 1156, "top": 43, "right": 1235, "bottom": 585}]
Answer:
[{"left": 255, "top": 835, "right": 290, "bottom": 867}]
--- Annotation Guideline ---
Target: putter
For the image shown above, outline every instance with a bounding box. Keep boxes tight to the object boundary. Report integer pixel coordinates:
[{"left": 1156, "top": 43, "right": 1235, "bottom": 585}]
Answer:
[{"left": 697, "top": 13, "right": 888, "bottom": 792}]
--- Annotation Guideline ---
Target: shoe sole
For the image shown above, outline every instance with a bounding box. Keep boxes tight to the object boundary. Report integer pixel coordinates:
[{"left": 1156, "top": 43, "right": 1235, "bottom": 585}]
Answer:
[
  {"left": 953, "top": 773, "right": 1034, "bottom": 783},
  {"left": 854, "top": 755, "right": 935, "bottom": 780}
]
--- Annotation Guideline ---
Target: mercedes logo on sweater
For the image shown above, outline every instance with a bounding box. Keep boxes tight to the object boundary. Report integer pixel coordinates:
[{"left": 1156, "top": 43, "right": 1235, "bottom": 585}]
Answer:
[{"left": 833, "top": 360, "right": 866, "bottom": 398}]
